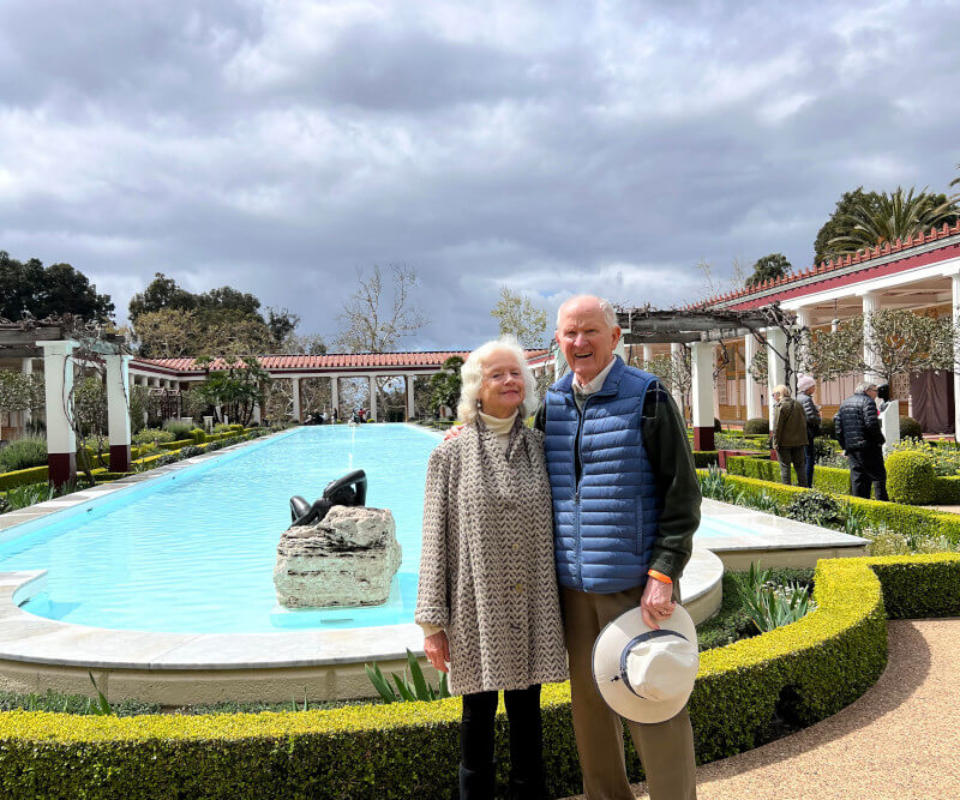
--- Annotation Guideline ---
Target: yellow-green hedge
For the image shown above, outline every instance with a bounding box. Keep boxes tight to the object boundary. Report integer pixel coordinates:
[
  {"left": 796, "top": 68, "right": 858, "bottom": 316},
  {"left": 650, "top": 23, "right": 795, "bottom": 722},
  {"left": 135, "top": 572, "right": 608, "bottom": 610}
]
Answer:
[
  {"left": 5, "top": 555, "right": 958, "bottom": 800},
  {"left": 0, "top": 464, "right": 48, "bottom": 490},
  {"left": 718, "top": 472, "right": 960, "bottom": 545}
]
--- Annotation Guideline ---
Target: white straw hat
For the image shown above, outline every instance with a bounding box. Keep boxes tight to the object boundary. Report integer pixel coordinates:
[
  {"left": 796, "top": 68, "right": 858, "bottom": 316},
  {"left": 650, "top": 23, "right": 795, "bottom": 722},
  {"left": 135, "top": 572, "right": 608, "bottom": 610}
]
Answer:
[{"left": 592, "top": 605, "right": 699, "bottom": 724}]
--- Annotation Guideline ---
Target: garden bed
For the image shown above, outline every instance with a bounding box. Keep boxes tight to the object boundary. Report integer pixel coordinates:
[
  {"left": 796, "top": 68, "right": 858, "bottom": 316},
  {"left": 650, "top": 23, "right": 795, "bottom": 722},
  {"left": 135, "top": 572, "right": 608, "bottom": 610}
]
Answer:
[{"left": 2, "top": 555, "right": 956, "bottom": 800}]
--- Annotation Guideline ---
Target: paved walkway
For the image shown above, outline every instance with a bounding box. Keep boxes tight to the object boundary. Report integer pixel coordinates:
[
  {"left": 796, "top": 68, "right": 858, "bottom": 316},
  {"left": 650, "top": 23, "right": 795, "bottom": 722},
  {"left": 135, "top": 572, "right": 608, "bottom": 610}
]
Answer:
[{"left": 561, "top": 619, "right": 960, "bottom": 800}]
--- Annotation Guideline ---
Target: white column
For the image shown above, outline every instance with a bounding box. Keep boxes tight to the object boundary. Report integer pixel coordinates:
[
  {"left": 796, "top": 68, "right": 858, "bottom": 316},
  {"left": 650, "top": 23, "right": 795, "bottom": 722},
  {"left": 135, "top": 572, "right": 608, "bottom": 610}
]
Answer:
[
  {"left": 670, "top": 342, "right": 685, "bottom": 415},
  {"left": 405, "top": 376, "right": 416, "bottom": 420},
  {"left": 105, "top": 354, "right": 132, "bottom": 472},
  {"left": 553, "top": 346, "right": 568, "bottom": 381},
  {"left": 690, "top": 341, "right": 715, "bottom": 450},
  {"left": 614, "top": 334, "right": 626, "bottom": 362},
  {"left": 291, "top": 377, "right": 301, "bottom": 422},
  {"left": 369, "top": 375, "right": 378, "bottom": 422},
  {"left": 953, "top": 274, "right": 960, "bottom": 439},
  {"left": 642, "top": 345, "right": 653, "bottom": 367},
  {"left": 331, "top": 375, "right": 340, "bottom": 418},
  {"left": 37, "top": 340, "right": 78, "bottom": 485},
  {"left": 766, "top": 328, "right": 788, "bottom": 431},
  {"left": 745, "top": 334, "right": 759, "bottom": 420},
  {"left": 861, "top": 291, "right": 881, "bottom": 382},
  {"left": 795, "top": 308, "right": 810, "bottom": 382},
  {"left": 21, "top": 357, "right": 33, "bottom": 427}
]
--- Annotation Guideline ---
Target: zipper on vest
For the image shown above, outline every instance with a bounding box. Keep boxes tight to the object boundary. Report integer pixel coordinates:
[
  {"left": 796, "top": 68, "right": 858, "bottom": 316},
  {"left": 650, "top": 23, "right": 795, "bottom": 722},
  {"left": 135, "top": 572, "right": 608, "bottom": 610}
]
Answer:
[{"left": 573, "top": 395, "right": 590, "bottom": 592}]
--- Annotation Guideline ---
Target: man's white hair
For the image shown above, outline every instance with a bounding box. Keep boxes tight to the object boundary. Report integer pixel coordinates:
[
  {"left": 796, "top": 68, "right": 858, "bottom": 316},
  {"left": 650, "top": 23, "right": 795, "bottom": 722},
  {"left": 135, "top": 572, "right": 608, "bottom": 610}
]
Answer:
[
  {"left": 555, "top": 295, "right": 618, "bottom": 330},
  {"left": 457, "top": 337, "right": 539, "bottom": 425}
]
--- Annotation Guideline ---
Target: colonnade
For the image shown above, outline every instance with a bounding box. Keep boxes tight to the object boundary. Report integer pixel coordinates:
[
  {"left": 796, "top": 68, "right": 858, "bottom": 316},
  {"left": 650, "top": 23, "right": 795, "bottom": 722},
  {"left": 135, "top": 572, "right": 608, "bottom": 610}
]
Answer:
[
  {"left": 38, "top": 340, "right": 132, "bottom": 485},
  {"left": 287, "top": 372, "right": 421, "bottom": 423}
]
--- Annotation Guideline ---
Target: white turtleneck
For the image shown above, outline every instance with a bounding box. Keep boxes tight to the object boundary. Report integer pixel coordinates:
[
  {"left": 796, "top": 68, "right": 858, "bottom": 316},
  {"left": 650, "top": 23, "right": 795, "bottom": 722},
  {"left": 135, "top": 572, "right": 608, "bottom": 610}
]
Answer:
[{"left": 479, "top": 410, "right": 518, "bottom": 453}]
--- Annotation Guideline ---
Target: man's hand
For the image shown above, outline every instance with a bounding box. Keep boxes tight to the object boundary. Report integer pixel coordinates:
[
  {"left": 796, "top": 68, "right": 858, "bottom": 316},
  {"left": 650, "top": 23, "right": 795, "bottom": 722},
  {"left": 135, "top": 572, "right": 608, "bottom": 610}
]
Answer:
[
  {"left": 423, "top": 631, "right": 451, "bottom": 672},
  {"left": 641, "top": 578, "right": 676, "bottom": 630},
  {"left": 443, "top": 425, "right": 464, "bottom": 442}
]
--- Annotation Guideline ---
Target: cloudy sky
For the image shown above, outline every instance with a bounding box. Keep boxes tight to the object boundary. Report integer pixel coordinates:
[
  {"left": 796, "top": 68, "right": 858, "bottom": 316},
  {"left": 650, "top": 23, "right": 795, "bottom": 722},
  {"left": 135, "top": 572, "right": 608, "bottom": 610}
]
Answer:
[{"left": 2, "top": 0, "right": 959, "bottom": 351}]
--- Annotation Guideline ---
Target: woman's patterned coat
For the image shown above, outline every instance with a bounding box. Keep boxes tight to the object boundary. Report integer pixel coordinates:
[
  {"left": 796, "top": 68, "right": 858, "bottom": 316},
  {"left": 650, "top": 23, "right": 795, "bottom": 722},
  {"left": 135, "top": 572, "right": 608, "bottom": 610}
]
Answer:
[{"left": 415, "top": 419, "right": 568, "bottom": 696}]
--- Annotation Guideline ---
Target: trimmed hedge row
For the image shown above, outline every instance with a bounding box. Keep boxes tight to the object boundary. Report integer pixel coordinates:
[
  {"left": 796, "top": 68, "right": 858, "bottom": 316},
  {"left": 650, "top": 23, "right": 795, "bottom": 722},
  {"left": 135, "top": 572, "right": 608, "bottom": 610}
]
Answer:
[
  {"left": 727, "top": 455, "right": 851, "bottom": 495},
  {"left": 3, "top": 555, "right": 957, "bottom": 800},
  {"left": 692, "top": 450, "right": 719, "bottom": 468},
  {"left": 727, "top": 453, "right": 960, "bottom": 506},
  {"left": 0, "top": 464, "right": 48, "bottom": 490},
  {"left": 718, "top": 473, "right": 960, "bottom": 545}
]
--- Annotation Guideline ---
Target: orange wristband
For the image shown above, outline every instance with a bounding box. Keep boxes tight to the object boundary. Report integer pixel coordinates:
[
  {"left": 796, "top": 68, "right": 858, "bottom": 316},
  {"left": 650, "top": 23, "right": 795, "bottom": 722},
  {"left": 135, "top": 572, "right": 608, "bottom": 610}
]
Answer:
[{"left": 647, "top": 570, "right": 673, "bottom": 585}]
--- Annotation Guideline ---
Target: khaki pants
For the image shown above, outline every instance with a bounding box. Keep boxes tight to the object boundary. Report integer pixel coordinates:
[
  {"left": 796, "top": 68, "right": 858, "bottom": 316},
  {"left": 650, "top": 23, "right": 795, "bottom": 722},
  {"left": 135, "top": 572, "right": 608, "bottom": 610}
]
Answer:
[{"left": 561, "top": 586, "right": 697, "bottom": 800}]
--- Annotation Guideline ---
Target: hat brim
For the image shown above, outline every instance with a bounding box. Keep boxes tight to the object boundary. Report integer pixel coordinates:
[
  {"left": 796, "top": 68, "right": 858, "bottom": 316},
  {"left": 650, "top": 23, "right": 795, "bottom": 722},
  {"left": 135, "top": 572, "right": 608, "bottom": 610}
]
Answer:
[{"left": 592, "top": 605, "right": 698, "bottom": 724}]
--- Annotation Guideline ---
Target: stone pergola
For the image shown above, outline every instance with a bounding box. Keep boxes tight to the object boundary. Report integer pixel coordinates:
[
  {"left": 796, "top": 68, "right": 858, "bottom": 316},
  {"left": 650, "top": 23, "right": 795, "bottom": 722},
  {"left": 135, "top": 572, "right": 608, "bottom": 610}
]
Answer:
[
  {"left": 616, "top": 307, "right": 794, "bottom": 451},
  {"left": 0, "top": 320, "right": 132, "bottom": 486}
]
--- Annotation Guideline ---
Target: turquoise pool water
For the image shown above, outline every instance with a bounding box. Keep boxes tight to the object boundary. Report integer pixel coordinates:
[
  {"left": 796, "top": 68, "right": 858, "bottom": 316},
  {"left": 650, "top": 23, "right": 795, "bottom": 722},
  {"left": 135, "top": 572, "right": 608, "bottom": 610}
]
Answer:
[
  {"left": 0, "top": 426, "right": 441, "bottom": 634},
  {"left": 0, "top": 425, "right": 748, "bottom": 634}
]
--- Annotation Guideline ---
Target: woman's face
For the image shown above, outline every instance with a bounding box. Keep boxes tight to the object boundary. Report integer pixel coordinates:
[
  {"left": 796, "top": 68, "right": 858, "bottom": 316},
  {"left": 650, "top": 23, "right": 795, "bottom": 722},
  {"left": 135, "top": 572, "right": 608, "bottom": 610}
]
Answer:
[
  {"left": 478, "top": 351, "right": 525, "bottom": 419},
  {"left": 773, "top": 391, "right": 781, "bottom": 403}
]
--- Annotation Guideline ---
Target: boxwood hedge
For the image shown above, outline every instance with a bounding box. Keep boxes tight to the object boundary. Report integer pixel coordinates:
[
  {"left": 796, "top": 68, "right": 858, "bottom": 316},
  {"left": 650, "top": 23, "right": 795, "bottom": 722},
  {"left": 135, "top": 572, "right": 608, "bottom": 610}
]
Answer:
[
  {"left": 717, "top": 472, "right": 960, "bottom": 545},
  {"left": 2, "top": 555, "right": 956, "bottom": 800}
]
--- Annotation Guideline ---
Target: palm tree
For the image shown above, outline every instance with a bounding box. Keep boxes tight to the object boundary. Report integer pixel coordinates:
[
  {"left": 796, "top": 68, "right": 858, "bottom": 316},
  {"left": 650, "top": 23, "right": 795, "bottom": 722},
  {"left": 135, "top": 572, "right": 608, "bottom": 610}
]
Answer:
[
  {"left": 951, "top": 164, "right": 959, "bottom": 187},
  {"left": 825, "top": 186, "right": 960, "bottom": 258}
]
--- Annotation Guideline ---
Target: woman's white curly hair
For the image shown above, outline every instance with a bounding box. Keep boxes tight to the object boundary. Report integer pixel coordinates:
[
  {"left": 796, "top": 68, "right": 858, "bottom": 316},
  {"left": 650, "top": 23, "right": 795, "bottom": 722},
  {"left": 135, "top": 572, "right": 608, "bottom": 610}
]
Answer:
[{"left": 457, "top": 336, "right": 539, "bottom": 425}]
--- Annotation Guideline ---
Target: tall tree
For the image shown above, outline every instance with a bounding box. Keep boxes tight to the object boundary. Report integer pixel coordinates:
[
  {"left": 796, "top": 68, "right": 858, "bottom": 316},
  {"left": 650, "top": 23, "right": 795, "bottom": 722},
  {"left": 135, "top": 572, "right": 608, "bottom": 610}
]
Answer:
[
  {"left": 266, "top": 307, "right": 300, "bottom": 349},
  {"left": 490, "top": 287, "right": 547, "bottom": 348},
  {"left": 333, "top": 265, "right": 426, "bottom": 353},
  {"left": 819, "top": 186, "right": 960, "bottom": 262},
  {"left": 0, "top": 251, "right": 114, "bottom": 322},
  {"left": 814, "top": 188, "right": 885, "bottom": 265},
  {"left": 745, "top": 253, "right": 791, "bottom": 288},
  {"left": 128, "top": 273, "right": 198, "bottom": 321}
]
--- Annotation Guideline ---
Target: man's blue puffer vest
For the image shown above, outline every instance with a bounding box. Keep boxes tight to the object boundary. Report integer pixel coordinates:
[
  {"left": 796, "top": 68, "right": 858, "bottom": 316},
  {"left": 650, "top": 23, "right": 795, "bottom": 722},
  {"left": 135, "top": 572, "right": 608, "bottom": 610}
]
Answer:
[{"left": 543, "top": 357, "right": 661, "bottom": 593}]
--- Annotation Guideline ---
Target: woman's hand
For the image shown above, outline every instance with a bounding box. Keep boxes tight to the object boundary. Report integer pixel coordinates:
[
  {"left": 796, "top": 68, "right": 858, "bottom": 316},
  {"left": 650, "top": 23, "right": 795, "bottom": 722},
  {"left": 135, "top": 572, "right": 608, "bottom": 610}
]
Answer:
[{"left": 424, "top": 630, "right": 451, "bottom": 672}]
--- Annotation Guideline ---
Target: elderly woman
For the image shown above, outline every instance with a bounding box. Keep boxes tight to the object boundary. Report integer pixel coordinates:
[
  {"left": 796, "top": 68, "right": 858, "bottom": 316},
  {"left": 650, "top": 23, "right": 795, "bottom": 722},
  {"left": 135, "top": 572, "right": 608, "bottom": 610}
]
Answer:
[
  {"left": 415, "top": 337, "right": 566, "bottom": 800},
  {"left": 772, "top": 383, "right": 809, "bottom": 487}
]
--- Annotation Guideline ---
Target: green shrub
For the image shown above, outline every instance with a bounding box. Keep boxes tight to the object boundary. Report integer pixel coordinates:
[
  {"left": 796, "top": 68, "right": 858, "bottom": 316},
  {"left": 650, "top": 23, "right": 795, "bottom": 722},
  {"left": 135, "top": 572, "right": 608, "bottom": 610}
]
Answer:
[
  {"left": 692, "top": 451, "right": 719, "bottom": 468},
  {"left": 743, "top": 417, "right": 769, "bottom": 435},
  {"left": 189, "top": 428, "right": 206, "bottom": 444},
  {"left": 132, "top": 428, "right": 175, "bottom": 446},
  {"left": 820, "top": 417, "right": 836, "bottom": 440},
  {"left": 736, "top": 562, "right": 816, "bottom": 633},
  {"left": 899, "top": 416, "right": 922, "bottom": 440},
  {"left": 0, "top": 436, "right": 47, "bottom": 472},
  {"left": 714, "top": 417, "right": 722, "bottom": 432},
  {"left": 891, "top": 437, "right": 960, "bottom": 477},
  {"left": 708, "top": 472, "right": 960, "bottom": 545},
  {"left": 784, "top": 491, "right": 844, "bottom": 527},
  {"left": 886, "top": 450, "right": 937, "bottom": 505},
  {"left": 162, "top": 421, "right": 195, "bottom": 439},
  {"left": 0, "top": 465, "right": 49, "bottom": 491}
]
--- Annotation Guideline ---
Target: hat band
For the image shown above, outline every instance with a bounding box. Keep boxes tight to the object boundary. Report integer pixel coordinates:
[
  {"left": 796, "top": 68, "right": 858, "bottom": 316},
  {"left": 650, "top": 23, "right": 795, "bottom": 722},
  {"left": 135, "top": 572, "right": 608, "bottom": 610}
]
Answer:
[{"left": 616, "top": 629, "right": 691, "bottom": 700}]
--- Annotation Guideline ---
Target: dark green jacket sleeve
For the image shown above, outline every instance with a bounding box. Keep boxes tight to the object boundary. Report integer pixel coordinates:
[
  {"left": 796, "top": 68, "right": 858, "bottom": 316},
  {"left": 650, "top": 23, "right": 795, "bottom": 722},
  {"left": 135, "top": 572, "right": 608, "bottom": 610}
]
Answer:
[{"left": 641, "top": 386, "right": 700, "bottom": 581}]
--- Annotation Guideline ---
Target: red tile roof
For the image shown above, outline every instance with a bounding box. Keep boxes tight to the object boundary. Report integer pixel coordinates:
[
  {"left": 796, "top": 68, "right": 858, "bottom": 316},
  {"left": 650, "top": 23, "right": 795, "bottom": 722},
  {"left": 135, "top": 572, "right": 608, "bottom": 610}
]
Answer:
[
  {"left": 689, "top": 220, "right": 960, "bottom": 311},
  {"left": 134, "top": 350, "right": 549, "bottom": 374}
]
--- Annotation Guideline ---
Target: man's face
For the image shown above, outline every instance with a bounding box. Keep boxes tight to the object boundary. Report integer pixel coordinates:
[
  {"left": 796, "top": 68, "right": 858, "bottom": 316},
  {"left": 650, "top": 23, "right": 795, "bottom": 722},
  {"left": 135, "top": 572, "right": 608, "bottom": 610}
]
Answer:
[{"left": 555, "top": 299, "right": 621, "bottom": 385}]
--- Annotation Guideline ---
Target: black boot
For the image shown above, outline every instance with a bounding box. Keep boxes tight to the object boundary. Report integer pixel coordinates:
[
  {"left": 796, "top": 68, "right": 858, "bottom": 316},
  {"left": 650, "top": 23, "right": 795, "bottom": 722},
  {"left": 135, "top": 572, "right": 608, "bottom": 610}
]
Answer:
[
  {"left": 505, "top": 776, "right": 547, "bottom": 800},
  {"left": 459, "top": 762, "right": 496, "bottom": 800}
]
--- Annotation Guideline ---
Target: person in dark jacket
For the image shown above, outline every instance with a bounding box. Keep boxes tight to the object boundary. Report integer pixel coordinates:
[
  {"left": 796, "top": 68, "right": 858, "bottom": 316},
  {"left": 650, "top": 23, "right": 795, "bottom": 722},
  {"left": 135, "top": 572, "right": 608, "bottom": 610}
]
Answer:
[
  {"left": 772, "top": 384, "right": 808, "bottom": 487},
  {"left": 796, "top": 375, "right": 821, "bottom": 488},
  {"left": 834, "top": 382, "right": 888, "bottom": 500}
]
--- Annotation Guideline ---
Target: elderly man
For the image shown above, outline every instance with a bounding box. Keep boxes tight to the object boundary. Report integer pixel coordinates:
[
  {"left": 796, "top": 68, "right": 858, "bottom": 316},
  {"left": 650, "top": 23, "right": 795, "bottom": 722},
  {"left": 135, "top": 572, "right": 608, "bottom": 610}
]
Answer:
[
  {"left": 834, "top": 381, "right": 888, "bottom": 501},
  {"left": 534, "top": 295, "right": 700, "bottom": 800}
]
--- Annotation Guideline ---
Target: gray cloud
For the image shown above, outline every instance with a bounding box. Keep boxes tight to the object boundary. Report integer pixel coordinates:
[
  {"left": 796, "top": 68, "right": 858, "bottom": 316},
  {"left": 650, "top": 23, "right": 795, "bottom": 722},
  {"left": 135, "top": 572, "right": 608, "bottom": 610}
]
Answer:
[{"left": 1, "top": 0, "right": 959, "bottom": 352}]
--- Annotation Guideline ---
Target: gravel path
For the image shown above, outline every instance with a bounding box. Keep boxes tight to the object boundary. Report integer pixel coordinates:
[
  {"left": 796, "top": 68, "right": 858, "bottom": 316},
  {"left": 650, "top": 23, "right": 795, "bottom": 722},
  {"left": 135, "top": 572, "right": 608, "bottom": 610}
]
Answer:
[{"left": 561, "top": 619, "right": 960, "bottom": 800}]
